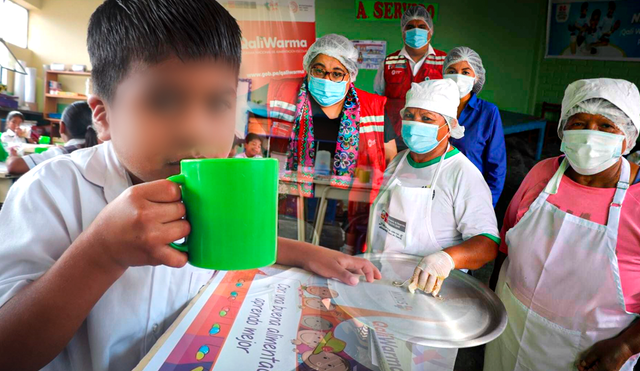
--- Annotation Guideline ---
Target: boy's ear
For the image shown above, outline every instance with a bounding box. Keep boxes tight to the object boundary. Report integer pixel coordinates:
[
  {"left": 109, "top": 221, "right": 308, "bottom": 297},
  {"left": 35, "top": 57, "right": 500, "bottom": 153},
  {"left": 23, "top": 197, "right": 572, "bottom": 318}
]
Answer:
[
  {"left": 87, "top": 95, "right": 111, "bottom": 141},
  {"left": 59, "top": 122, "right": 66, "bottom": 136}
]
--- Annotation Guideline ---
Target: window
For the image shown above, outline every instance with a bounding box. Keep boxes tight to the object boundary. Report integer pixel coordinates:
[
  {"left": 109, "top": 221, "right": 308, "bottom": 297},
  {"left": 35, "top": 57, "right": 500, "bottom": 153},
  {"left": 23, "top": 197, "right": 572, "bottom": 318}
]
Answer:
[{"left": 0, "top": 1, "right": 28, "bottom": 49}]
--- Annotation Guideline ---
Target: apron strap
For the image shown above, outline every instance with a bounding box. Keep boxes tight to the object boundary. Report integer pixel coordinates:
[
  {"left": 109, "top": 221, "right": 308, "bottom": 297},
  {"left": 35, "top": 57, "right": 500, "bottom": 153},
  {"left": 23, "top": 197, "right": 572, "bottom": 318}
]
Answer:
[
  {"left": 428, "top": 143, "right": 451, "bottom": 189},
  {"left": 607, "top": 158, "right": 630, "bottom": 231},
  {"left": 544, "top": 158, "right": 570, "bottom": 195}
]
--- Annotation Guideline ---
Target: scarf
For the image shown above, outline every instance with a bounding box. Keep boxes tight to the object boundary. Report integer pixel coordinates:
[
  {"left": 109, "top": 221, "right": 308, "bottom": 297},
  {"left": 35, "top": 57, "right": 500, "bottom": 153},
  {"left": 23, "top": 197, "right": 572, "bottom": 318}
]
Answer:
[{"left": 284, "top": 79, "right": 361, "bottom": 197}]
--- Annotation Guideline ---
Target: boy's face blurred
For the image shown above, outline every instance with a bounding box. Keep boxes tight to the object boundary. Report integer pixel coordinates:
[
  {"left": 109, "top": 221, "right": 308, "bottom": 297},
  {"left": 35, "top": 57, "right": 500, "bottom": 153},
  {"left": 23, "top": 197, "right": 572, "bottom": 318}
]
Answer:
[
  {"left": 245, "top": 139, "right": 262, "bottom": 158},
  {"left": 7, "top": 117, "right": 23, "bottom": 132},
  {"left": 90, "top": 57, "right": 238, "bottom": 182}
]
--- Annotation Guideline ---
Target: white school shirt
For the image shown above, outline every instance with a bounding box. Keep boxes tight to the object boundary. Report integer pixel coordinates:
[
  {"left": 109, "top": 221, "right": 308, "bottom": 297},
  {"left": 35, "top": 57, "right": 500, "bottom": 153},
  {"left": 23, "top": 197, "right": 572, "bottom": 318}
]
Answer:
[
  {"left": 382, "top": 148, "right": 500, "bottom": 247},
  {"left": 0, "top": 141, "right": 214, "bottom": 371},
  {"left": 373, "top": 45, "right": 436, "bottom": 95},
  {"left": 598, "top": 16, "right": 615, "bottom": 34},
  {"left": 233, "top": 152, "right": 263, "bottom": 159},
  {"left": 23, "top": 138, "right": 86, "bottom": 169},
  {"left": 0, "top": 129, "right": 27, "bottom": 145}
]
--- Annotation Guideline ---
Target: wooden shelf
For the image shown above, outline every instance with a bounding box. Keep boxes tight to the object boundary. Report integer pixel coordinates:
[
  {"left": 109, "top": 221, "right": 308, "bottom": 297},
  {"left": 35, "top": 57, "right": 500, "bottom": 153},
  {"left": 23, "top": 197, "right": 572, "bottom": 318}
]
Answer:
[
  {"left": 45, "top": 117, "right": 61, "bottom": 123},
  {"left": 45, "top": 94, "right": 87, "bottom": 100},
  {"left": 45, "top": 70, "right": 91, "bottom": 76}
]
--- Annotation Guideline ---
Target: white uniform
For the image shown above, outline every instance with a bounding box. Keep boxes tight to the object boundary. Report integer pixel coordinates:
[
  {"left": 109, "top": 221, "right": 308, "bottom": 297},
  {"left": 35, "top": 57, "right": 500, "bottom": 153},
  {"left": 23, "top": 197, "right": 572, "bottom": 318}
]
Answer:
[
  {"left": 234, "top": 152, "right": 263, "bottom": 159},
  {"left": 22, "top": 138, "right": 86, "bottom": 169},
  {"left": 368, "top": 147, "right": 498, "bottom": 371},
  {"left": 0, "top": 129, "right": 27, "bottom": 145},
  {"left": 368, "top": 148, "right": 500, "bottom": 255},
  {"left": 373, "top": 45, "right": 436, "bottom": 95},
  {"left": 0, "top": 141, "right": 213, "bottom": 371}
]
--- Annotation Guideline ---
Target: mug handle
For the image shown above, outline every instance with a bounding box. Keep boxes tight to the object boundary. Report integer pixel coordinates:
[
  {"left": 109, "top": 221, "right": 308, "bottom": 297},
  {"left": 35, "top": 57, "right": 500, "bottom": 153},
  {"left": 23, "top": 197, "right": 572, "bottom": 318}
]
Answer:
[{"left": 167, "top": 173, "right": 189, "bottom": 253}]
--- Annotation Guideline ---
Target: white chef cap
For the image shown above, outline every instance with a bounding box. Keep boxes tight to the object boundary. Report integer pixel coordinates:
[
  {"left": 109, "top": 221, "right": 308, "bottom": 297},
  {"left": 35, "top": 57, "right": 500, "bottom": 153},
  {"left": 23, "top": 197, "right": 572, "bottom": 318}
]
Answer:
[{"left": 401, "top": 80, "right": 464, "bottom": 139}]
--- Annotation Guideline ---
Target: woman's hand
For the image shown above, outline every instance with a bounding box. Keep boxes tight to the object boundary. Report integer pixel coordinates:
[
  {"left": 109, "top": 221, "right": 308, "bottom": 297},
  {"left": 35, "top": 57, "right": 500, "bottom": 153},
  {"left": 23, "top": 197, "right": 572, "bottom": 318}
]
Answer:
[
  {"left": 410, "top": 251, "right": 454, "bottom": 296},
  {"left": 577, "top": 337, "right": 634, "bottom": 371}
]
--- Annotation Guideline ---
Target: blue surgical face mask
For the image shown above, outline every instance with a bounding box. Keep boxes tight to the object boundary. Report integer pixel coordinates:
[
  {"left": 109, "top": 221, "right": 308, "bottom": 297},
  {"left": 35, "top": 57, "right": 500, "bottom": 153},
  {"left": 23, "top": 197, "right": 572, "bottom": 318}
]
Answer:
[
  {"left": 404, "top": 28, "right": 429, "bottom": 49},
  {"left": 308, "top": 76, "right": 348, "bottom": 107},
  {"left": 401, "top": 120, "right": 448, "bottom": 154}
]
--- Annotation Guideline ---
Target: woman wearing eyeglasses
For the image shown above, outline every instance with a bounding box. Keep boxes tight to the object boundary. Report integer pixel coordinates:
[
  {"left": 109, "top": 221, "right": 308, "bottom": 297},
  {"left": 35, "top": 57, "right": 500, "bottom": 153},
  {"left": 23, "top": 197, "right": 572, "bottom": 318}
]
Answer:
[{"left": 266, "top": 34, "right": 397, "bottom": 253}]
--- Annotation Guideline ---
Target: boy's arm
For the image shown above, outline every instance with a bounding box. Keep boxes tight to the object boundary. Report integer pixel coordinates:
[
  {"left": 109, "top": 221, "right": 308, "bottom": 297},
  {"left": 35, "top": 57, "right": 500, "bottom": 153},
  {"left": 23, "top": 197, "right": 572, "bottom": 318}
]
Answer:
[
  {"left": 276, "top": 237, "right": 381, "bottom": 285},
  {"left": 0, "top": 180, "right": 190, "bottom": 369},
  {"left": 5, "top": 155, "right": 29, "bottom": 175}
]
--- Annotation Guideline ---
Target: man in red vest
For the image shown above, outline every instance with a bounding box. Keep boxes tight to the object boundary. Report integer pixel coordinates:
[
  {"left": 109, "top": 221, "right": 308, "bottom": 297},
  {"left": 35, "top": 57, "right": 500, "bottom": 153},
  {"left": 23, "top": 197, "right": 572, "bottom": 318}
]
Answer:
[{"left": 374, "top": 6, "right": 447, "bottom": 137}]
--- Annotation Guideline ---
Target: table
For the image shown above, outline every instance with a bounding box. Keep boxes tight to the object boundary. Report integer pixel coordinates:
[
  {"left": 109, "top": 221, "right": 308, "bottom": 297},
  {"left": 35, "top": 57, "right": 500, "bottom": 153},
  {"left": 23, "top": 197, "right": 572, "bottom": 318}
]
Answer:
[
  {"left": 134, "top": 264, "right": 466, "bottom": 371},
  {"left": 279, "top": 176, "right": 373, "bottom": 245},
  {"left": 0, "top": 163, "right": 19, "bottom": 203},
  {"left": 135, "top": 256, "right": 505, "bottom": 371},
  {"left": 500, "top": 110, "right": 547, "bottom": 161}
]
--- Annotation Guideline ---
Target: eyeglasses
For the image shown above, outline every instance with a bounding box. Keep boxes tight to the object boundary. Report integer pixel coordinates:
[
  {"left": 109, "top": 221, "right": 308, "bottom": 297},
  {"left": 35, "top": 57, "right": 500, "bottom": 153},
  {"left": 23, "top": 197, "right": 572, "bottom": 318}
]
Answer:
[{"left": 310, "top": 67, "right": 348, "bottom": 82}]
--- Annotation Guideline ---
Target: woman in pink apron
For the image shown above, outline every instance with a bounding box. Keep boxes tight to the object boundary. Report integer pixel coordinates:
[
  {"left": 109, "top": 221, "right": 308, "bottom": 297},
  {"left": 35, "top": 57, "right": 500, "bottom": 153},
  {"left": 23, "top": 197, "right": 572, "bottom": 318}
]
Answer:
[{"left": 485, "top": 78, "right": 640, "bottom": 371}]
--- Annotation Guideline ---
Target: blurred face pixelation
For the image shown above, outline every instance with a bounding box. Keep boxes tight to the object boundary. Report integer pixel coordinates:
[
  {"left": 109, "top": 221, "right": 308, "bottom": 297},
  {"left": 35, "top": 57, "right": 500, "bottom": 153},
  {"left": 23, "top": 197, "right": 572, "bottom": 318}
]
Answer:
[
  {"left": 93, "top": 57, "right": 238, "bottom": 183},
  {"left": 7, "top": 116, "right": 23, "bottom": 132}
]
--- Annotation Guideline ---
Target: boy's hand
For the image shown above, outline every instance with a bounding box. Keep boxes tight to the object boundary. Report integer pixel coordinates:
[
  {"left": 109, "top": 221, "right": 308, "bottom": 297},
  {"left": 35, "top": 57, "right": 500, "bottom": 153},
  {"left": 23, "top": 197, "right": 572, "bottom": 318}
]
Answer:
[
  {"left": 87, "top": 180, "right": 190, "bottom": 270},
  {"left": 302, "top": 248, "right": 381, "bottom": 286}
]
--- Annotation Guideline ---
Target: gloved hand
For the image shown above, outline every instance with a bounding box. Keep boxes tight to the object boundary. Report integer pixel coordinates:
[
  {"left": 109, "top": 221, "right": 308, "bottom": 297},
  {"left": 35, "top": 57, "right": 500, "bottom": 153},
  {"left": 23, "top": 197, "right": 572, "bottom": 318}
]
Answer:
[{"left": 409, "top": 251, "right": 455, "bottom": 297}]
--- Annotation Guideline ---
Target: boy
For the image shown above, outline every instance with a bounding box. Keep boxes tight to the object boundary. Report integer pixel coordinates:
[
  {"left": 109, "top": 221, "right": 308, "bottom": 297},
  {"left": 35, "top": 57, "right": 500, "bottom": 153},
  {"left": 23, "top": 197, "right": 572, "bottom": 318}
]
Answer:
[
  {"left": 234, "top": 132, "right": 263, "bottom": 158},
  {"left": 0, "top": 1, "right": 380, "bottom": 370},
  {"left": 6, "top": 101, "right": 98, "bottom": 174},
  {"left": 0, "top": 110, "right": 29, "bottom": 145}
]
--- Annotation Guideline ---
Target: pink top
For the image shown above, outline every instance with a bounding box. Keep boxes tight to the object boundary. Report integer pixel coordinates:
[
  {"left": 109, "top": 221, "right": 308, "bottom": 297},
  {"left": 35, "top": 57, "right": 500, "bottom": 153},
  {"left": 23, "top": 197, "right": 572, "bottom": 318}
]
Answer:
[{"left": 501, "top": 157, "right": 640, "bottom": 313}]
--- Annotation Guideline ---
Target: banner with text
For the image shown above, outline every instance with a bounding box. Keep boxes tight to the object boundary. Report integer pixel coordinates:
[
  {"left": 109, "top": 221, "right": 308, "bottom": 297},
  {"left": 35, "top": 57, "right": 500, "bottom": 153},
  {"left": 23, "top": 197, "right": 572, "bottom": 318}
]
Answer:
[
  {"left": 356, "top": 1, "right": 439, "bottom": 22},
  {"left": 546, "top": 0, "right": 640, "bottom": 61}
]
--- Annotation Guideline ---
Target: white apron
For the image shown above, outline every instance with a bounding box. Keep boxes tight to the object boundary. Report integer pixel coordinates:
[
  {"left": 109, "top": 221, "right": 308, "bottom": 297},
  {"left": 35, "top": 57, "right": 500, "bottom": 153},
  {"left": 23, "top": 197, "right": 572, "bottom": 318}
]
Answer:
[
  {"left": 368, "top": 147, "right": 449, "bottom": 255},
  {"left": 485, "top": 158, "right": 640, "bottom": 371}
]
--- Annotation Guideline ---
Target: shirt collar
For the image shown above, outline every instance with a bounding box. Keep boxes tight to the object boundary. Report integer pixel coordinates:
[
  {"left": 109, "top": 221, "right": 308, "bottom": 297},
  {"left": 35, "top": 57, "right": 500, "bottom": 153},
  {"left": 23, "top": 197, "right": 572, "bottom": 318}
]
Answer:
[
  {"left": 466, "top": 93, "right": 479, "bottom": 110},
  {"left": 399, "top": 44, "right": 435, "bottom": 64},
  {"left": 66, "top": 138, "right": 86, "bottom": 146},
  {"left": 77, "top": 141, "right": 132, "bottom": 203}
]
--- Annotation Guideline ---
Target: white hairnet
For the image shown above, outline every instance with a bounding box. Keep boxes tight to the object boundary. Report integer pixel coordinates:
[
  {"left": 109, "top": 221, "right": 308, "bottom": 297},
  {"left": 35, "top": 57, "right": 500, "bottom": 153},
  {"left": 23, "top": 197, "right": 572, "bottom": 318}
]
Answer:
[
  {"left": 559, "top": 78, "right": 640, "bottom": 155},
  {"left": 401, "top": 80, "right": 464, "bottom": 139},
  {"left": 302, "top": 34, "right": 359, "bottom": 82},
  {"left": 443, "top": 46, "right": 486, "bottom": 94},
  {"left": 401, "top": 6, "right": 433, "bottom": 32}
]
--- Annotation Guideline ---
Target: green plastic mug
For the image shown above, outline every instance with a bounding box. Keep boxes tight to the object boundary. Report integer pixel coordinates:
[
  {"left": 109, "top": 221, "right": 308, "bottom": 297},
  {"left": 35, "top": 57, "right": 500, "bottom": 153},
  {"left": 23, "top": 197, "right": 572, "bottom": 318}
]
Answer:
[{"left": 168, "top": 158, "right": 279, "bottom": 270}]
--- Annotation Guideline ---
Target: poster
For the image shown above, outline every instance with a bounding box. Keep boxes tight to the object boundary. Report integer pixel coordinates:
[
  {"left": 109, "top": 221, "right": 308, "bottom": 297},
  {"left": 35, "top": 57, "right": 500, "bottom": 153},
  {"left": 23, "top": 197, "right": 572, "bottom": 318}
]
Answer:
[
  {"left": 218, "top": 1, "right": 316, "bottom": 137},
  {"left": 355, "top": 1, "right": 439, "bottom": 22},
  {"left": 139, "top": 266, "right": 456, "bottom": 371},
  {"left": 352, "top": 40, "right": 387, "bottom": 70},
  {"left": 546, "top": 0, "right": 640, "bottom": 61},
  {"left": 220, "top": 0, "right": 316, "bottom": 90}
]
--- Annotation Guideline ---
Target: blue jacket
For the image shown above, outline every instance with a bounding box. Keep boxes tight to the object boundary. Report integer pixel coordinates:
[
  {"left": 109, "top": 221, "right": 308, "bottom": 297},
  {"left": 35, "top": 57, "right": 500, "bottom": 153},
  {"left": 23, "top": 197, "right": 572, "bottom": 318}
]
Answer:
[{"left": 450, "top": 94, "right": 506, "bottom": 206}]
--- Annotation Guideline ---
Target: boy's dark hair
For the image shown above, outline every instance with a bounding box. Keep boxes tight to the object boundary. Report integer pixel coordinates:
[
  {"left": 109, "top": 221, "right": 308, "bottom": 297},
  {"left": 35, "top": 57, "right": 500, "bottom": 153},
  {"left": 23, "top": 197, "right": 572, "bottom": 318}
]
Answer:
[
  {"left": 245, "top": 133, "right": 261, "bottom": 145},
  {"left": 61, "top": 101, "right": 99, "bottom": 147},
  {"left": 608, "top": 1, "right": 616, "bottom": 11},
  {"left": 591, "top": 9, "right": 601, "bottom": 20},
  {"left": 6, "top": 111, "right": 24, "bottom": 122},
  {"left": 87, "top": 0, "right": 242, "bottom": 101},
  {"left": 581, "top": 2, "right": 588, "bottom": 11}
]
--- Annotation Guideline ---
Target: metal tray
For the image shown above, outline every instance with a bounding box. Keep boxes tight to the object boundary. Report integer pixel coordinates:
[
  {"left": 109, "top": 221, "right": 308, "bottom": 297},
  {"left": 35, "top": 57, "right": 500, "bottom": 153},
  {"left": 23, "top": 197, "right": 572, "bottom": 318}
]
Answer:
[{"left": 328, "top": 253, "right": 507, "bottom": 348}]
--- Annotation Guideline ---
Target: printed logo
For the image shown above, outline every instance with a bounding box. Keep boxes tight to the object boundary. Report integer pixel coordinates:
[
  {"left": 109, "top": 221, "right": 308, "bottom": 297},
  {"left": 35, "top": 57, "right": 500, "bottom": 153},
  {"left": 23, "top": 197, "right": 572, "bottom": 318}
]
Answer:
[
  {"left": 289, "top": 1, "right": 298, "bottom": 13},
  {"left": 242, "top": 36, "right": 308, "bottom": 50},
  {"left": 368, "top": 139, "right": 376, "bottom": 147},
  {"left": 264, "top": 1, "right": 279, "bottom": 11}
]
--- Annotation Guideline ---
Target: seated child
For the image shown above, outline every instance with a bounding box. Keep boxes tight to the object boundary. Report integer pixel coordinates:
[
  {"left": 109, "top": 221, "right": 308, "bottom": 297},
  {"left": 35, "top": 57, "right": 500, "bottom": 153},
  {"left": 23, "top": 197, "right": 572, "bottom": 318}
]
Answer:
[
  {"left": 0, "top": 111, "right": 30, "bottom": 145},
  {"left": 0, "top": 1, "right": 380, "bottom": 370},
  {"left": 234, "top": 132, "right": 263, "bottom": 158},
  {"left": 6, "top": 101, "right": 99, "bottom": 174}
]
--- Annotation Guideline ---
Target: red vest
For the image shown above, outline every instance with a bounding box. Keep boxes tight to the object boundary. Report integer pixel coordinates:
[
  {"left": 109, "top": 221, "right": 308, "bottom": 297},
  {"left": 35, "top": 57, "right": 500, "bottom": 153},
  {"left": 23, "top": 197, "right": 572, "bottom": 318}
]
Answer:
[
  {"left": 267, "top": 77, "right": 387, "bottom": 204},
  {"left": 383, "top": 48, "right": 447, "bottom": 136}
]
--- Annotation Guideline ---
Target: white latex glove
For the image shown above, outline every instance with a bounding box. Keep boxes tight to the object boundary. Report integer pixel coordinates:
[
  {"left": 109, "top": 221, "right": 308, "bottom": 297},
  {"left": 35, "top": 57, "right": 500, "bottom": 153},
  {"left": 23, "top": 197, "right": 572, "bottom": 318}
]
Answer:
[{"left": 409, "top": 251, "right": 455, "bottom": 297}]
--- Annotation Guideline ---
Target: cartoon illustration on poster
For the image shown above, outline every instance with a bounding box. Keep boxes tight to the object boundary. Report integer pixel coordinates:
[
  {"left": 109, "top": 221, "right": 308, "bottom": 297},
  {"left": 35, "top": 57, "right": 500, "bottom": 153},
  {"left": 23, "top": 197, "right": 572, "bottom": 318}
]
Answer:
[{"left": 546, "top": 0, "right": 640, "bottom": 61}]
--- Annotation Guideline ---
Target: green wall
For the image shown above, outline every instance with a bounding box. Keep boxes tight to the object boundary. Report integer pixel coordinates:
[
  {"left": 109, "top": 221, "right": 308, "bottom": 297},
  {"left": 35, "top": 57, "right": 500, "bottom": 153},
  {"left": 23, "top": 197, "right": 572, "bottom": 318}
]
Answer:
[{"left": 316, "top": 0, "right": 548, "bottom": 114}]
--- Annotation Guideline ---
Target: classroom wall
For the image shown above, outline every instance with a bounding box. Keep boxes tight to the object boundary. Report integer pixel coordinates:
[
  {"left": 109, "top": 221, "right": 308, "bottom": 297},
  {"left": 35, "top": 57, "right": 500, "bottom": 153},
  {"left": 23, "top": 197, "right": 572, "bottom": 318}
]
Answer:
[
  {"left": 26, "top": 0, "right": 102, "bottom": 110},
  {"left": 316, "top": 0, "right": 548, "bottom": 115}
]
